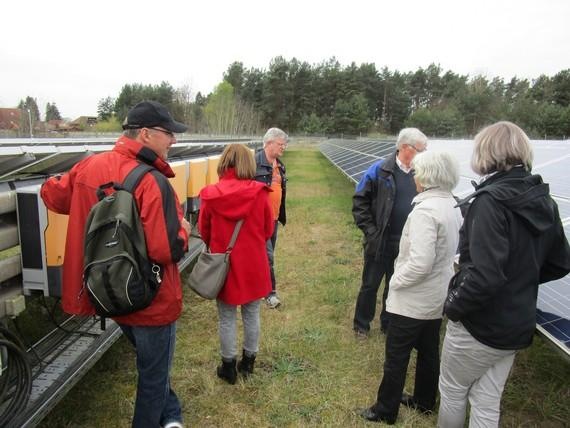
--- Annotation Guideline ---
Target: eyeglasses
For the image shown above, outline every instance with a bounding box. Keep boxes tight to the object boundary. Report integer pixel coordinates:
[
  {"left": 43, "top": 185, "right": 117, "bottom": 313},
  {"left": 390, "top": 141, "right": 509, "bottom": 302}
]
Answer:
[
  {"left": 408, "top": 144, "right": 427, "bottom": 153},
  {"left": 148, "top": 127, "right": 174, "bottom": 138}
]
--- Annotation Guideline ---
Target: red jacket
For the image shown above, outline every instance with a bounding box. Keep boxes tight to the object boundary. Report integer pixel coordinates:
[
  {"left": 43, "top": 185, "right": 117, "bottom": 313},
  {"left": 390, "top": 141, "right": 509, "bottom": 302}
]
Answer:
[
  {"left": 198, "top": 169, "right": 274, "bottom": 305},
  {"left": 40, "top": 136, "right": 188, "bottom": 326}
]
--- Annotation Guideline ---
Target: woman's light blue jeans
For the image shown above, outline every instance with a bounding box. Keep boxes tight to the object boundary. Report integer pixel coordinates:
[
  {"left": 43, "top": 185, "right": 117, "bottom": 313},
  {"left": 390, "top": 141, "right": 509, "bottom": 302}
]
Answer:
[{"left": 217, "top": 299, "right": 261, "bottom": 360}]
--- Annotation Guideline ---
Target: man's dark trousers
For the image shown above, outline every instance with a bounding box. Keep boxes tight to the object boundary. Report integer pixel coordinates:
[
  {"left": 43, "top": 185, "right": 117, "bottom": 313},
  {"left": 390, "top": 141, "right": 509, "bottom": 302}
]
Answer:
[{"left": 353, "top": 239, "right": 399, "bottom": 333}]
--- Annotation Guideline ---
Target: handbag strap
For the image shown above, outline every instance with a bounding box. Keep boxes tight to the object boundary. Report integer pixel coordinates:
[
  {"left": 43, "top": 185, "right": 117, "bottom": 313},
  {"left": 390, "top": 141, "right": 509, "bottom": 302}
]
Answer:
[{"left": 226, "top": 219, "right": 244, "bottom": 253}]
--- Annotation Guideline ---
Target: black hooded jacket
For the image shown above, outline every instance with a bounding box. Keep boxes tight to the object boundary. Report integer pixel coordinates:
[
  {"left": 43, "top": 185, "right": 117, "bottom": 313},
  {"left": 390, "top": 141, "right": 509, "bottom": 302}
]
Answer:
[{"left": 444, "top": 167, "right": 570, "bottom": 350}]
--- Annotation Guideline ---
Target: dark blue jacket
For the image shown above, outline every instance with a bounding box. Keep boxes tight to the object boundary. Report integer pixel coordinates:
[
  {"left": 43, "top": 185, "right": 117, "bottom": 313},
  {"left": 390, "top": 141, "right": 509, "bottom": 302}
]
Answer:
[
  {"left": 352, "top": 151, "right": 398, "bottom": 259},
  {"left": 254, "top": 149, "right": 287, "bottom": 225}
]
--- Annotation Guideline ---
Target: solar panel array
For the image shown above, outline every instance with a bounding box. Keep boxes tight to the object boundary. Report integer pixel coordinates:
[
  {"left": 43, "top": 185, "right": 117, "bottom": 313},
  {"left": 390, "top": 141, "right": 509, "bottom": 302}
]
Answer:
[
  {"left": 0, "top": 137, "right": 256, "bottom": 182},
  {"left": 320, "top": 138, "right": 570, "bottom": 356},
  {"left": 320, "top": 139, "right": 394, "bottom": 184}
]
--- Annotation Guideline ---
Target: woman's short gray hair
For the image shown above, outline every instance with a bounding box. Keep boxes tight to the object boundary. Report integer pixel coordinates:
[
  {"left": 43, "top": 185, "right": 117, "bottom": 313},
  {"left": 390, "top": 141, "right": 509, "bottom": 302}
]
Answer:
[
  {"left": 471, "top": 121, "right": 533, "bottom": 175},
  {"left": 412, "top": 151, "right": 460, "bottom": 192},
  {"left": 263, "top": 127, "right": 288, "bottom": 147},
  {"left": 396, "top": 127, "right": 428, "bottom": 149}
]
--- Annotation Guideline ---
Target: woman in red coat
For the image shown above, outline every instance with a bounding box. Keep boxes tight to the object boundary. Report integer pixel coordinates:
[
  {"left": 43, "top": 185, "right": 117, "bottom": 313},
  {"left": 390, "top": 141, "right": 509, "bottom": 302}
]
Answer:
[{"left": 198, "top": 144, "right": 274, "bottom": 384}]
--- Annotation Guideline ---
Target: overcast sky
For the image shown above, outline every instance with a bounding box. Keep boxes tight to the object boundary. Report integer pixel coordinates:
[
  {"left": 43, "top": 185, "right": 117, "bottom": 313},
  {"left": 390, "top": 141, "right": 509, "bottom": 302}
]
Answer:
[{"left": 1, "top": 0, "right": 569, "bottom": 119}]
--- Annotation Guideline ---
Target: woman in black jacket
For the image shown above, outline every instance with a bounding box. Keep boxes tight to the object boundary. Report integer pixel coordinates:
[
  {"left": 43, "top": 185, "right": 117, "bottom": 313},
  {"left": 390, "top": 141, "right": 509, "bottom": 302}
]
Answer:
[{"left": 439, "top": 121, "right": 570, "bottom": 427}]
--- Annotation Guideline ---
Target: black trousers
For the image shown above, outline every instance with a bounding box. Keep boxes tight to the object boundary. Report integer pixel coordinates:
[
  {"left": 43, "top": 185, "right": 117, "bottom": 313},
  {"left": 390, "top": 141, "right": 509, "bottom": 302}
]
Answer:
[
  {"left": 373, "top": 314, "right": 442, "bottom": 419},
  {"left": 353, "top": 240, "right": 399, "bottom": 332}
]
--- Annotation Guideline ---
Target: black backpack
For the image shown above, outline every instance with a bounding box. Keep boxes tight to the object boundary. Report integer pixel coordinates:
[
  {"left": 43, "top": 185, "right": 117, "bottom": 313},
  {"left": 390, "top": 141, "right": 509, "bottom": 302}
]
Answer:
[{"left": 83, "top": 163, "right": 162, "bottom": 317}]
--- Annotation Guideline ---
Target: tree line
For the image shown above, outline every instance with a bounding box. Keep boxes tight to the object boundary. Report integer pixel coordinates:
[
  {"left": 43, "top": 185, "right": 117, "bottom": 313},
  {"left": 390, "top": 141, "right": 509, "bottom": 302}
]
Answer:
[
  {"left": 221, "top": 58, "right": 570, "bottom": 138},
  {"left": 96, "top": 80, "right": 261, "bottom": 136},
  {"left": 92, "top": 57, "right": 567, "bottom": 138},
  {"left": 10, "top": 59, "right": 570, "bottom": 138}
]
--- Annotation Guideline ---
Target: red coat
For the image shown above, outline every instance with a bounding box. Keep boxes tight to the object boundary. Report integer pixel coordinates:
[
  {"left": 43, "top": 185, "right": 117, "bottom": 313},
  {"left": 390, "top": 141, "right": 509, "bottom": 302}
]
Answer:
[
  {"left": 198, "top": 169, "right": 274, "bottom": 305},
  {"left": 40, "top": 136, "right": 188, "bottom": 326}
]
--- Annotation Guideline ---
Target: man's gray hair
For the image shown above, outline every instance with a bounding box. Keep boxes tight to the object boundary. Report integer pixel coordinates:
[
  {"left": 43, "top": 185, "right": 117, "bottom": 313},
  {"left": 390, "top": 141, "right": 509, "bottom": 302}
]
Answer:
[
  {"left": 123, "top": 128, "right": 142, "bottom": 139},
  {"left": 471, "top": 121, "right": 533, "bottom": 175},
  {"left": 396, "top": 127, "right": 428, "bottom": 149},
  {"left": 263, "top": 127, "right": 289, "bottom": 147},
  {"left": 412, "top": 151, "right": 460, "bottom": 192}
]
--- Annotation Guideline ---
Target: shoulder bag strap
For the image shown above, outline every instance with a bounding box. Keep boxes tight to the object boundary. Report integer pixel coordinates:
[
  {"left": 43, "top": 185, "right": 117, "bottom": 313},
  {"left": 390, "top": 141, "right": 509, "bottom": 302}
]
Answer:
[{"left": 226, "top": 219, "right": 244, "bottom": 253}]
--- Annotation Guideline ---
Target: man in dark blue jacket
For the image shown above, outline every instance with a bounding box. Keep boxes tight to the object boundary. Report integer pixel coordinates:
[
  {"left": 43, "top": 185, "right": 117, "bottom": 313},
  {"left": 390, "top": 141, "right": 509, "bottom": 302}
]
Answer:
[
  {"left": 352, "top": 128, "right": 427, "bottom": 336},
  {"left": 254, "top": 128, "right": 288, "bottom": 308}
]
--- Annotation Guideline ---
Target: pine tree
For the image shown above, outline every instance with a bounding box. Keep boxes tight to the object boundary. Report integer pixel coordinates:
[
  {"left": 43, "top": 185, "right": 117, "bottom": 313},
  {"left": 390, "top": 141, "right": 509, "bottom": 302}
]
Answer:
[{"left": 45, "top": 102, "right": 62, "bottom": 121}]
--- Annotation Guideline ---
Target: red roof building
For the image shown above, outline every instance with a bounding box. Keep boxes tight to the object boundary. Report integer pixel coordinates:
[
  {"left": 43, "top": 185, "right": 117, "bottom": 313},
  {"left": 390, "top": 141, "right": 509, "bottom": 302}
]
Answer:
[{"left": 0, "top": 108, "right": 22, "bottom": 130}]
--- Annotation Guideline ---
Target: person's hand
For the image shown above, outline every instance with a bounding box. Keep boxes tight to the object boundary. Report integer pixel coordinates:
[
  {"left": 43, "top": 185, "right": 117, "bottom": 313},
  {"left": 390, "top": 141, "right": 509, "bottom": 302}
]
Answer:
[{"left": 181, "top": 218, "right": 191, "bottom": 236}]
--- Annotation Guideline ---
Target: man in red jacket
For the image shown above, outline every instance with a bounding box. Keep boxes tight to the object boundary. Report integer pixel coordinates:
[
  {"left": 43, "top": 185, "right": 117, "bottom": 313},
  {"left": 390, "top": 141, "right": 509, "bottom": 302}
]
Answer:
[{"left": 41, "top": 101, "right": 190, "bottom": 428}]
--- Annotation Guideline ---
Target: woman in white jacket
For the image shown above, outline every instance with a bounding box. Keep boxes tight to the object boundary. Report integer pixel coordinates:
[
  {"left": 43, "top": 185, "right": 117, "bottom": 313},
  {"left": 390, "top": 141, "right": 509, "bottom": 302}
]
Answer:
[{"left": 359, "top": 151, "right": 463, "bottom": 424}]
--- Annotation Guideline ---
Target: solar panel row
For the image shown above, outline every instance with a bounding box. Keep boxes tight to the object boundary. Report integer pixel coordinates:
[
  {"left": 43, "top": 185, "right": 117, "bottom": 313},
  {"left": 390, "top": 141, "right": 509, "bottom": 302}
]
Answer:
[
  {"left": 320, "top": 138, "right": 570, "bottom": 356},
  {"left": 0, "top": 139, "right": 258, "bottom": 182}
]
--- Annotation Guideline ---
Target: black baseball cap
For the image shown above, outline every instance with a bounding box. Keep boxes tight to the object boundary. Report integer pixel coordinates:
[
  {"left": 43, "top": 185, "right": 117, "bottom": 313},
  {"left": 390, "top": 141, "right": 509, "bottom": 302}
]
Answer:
[{"left": 122, "top": 100, "right": 188, "bottom": 133}]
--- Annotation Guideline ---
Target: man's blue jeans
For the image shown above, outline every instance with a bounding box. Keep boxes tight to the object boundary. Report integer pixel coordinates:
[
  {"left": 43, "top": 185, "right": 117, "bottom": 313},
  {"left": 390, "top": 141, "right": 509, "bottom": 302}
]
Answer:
[{"left": 119, "top": 323, "right": 182, "bottom": 428}]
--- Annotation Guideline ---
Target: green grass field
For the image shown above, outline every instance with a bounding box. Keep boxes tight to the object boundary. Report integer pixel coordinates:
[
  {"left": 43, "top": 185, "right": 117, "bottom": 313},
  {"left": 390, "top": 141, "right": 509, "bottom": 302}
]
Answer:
[{"left": 40, "top": 143, "right": 570, "bottom": 427}]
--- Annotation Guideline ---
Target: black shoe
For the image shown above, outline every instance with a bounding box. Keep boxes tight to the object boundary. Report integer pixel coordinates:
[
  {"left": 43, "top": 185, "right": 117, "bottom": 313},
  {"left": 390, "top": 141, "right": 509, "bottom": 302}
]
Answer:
[
  {"left": 357, "top": 406, "right": 396, "bottom": 424},
  {"left": 237, "top": 350, "right": 256, "bottom": 378},
  {"left": 400, "top": 393, "right": 433, "bottom": 415},
  {"left": 216, "top": 359, "right": 237, "bottom": 385}
]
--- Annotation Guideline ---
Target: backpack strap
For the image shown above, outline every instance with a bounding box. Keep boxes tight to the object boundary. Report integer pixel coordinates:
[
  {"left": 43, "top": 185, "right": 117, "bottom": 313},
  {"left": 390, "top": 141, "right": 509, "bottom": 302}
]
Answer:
[
  {"left": 96, "top": 181, "right": 117, "bottom": 200},
  {"left": 122, "top": 163, "right": 155, "bottom": 193}
]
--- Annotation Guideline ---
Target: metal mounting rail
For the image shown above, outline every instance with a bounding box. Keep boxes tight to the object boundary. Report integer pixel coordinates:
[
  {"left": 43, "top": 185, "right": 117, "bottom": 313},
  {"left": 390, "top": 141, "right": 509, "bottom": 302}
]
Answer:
[{"left": 11, "top": 317, "right": 122, "bottom": 428}]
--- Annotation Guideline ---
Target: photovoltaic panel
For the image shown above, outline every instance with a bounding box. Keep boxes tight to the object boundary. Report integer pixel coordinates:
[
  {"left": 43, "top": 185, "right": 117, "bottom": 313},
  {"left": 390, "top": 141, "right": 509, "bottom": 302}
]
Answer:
[
  {"left": 320, "top": 139, "right": 394, "bottom": 184},
  {"left": 0, "top": 138, "right": 260, "bottom": 182},
  {"left": 537, "top": 218, "right": 570, "bottom": 354},
  {"left": 320, "top": 137, "right": 570, "bottom": 356}
]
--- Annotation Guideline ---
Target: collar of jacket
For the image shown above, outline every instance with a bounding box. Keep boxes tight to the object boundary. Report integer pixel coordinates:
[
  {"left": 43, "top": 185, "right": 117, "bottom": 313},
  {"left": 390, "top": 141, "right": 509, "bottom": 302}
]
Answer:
[
  {"left": 114, "top": 135, "right": 175, "bottom": 178},
  {"left": 476, "top": 166, "right": 528, "bottom": 189},
  {"left": 257, "top": 148, "right": 284, "bottom": 169},
  {"left": 220, "top": 168, "right": 238, "bottom": 180},
  {"left": 380, "top": 150, "right": 398, "bottom": 175},
  {"left": 455, "top": 166, "right": 528, "bottom": 207},
  {"left": 412, "top": 188, "right": 452, "bottom": 205}
]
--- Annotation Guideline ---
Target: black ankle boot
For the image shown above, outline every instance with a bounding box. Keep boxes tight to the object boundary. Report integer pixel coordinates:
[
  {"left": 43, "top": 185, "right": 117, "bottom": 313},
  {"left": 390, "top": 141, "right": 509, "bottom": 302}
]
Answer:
[
  {"left": 216, "top": 358, "right": 237, "bottom": 384},
  {"left": 237, "top": 350, "right": 256, "bottom": 378}
]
